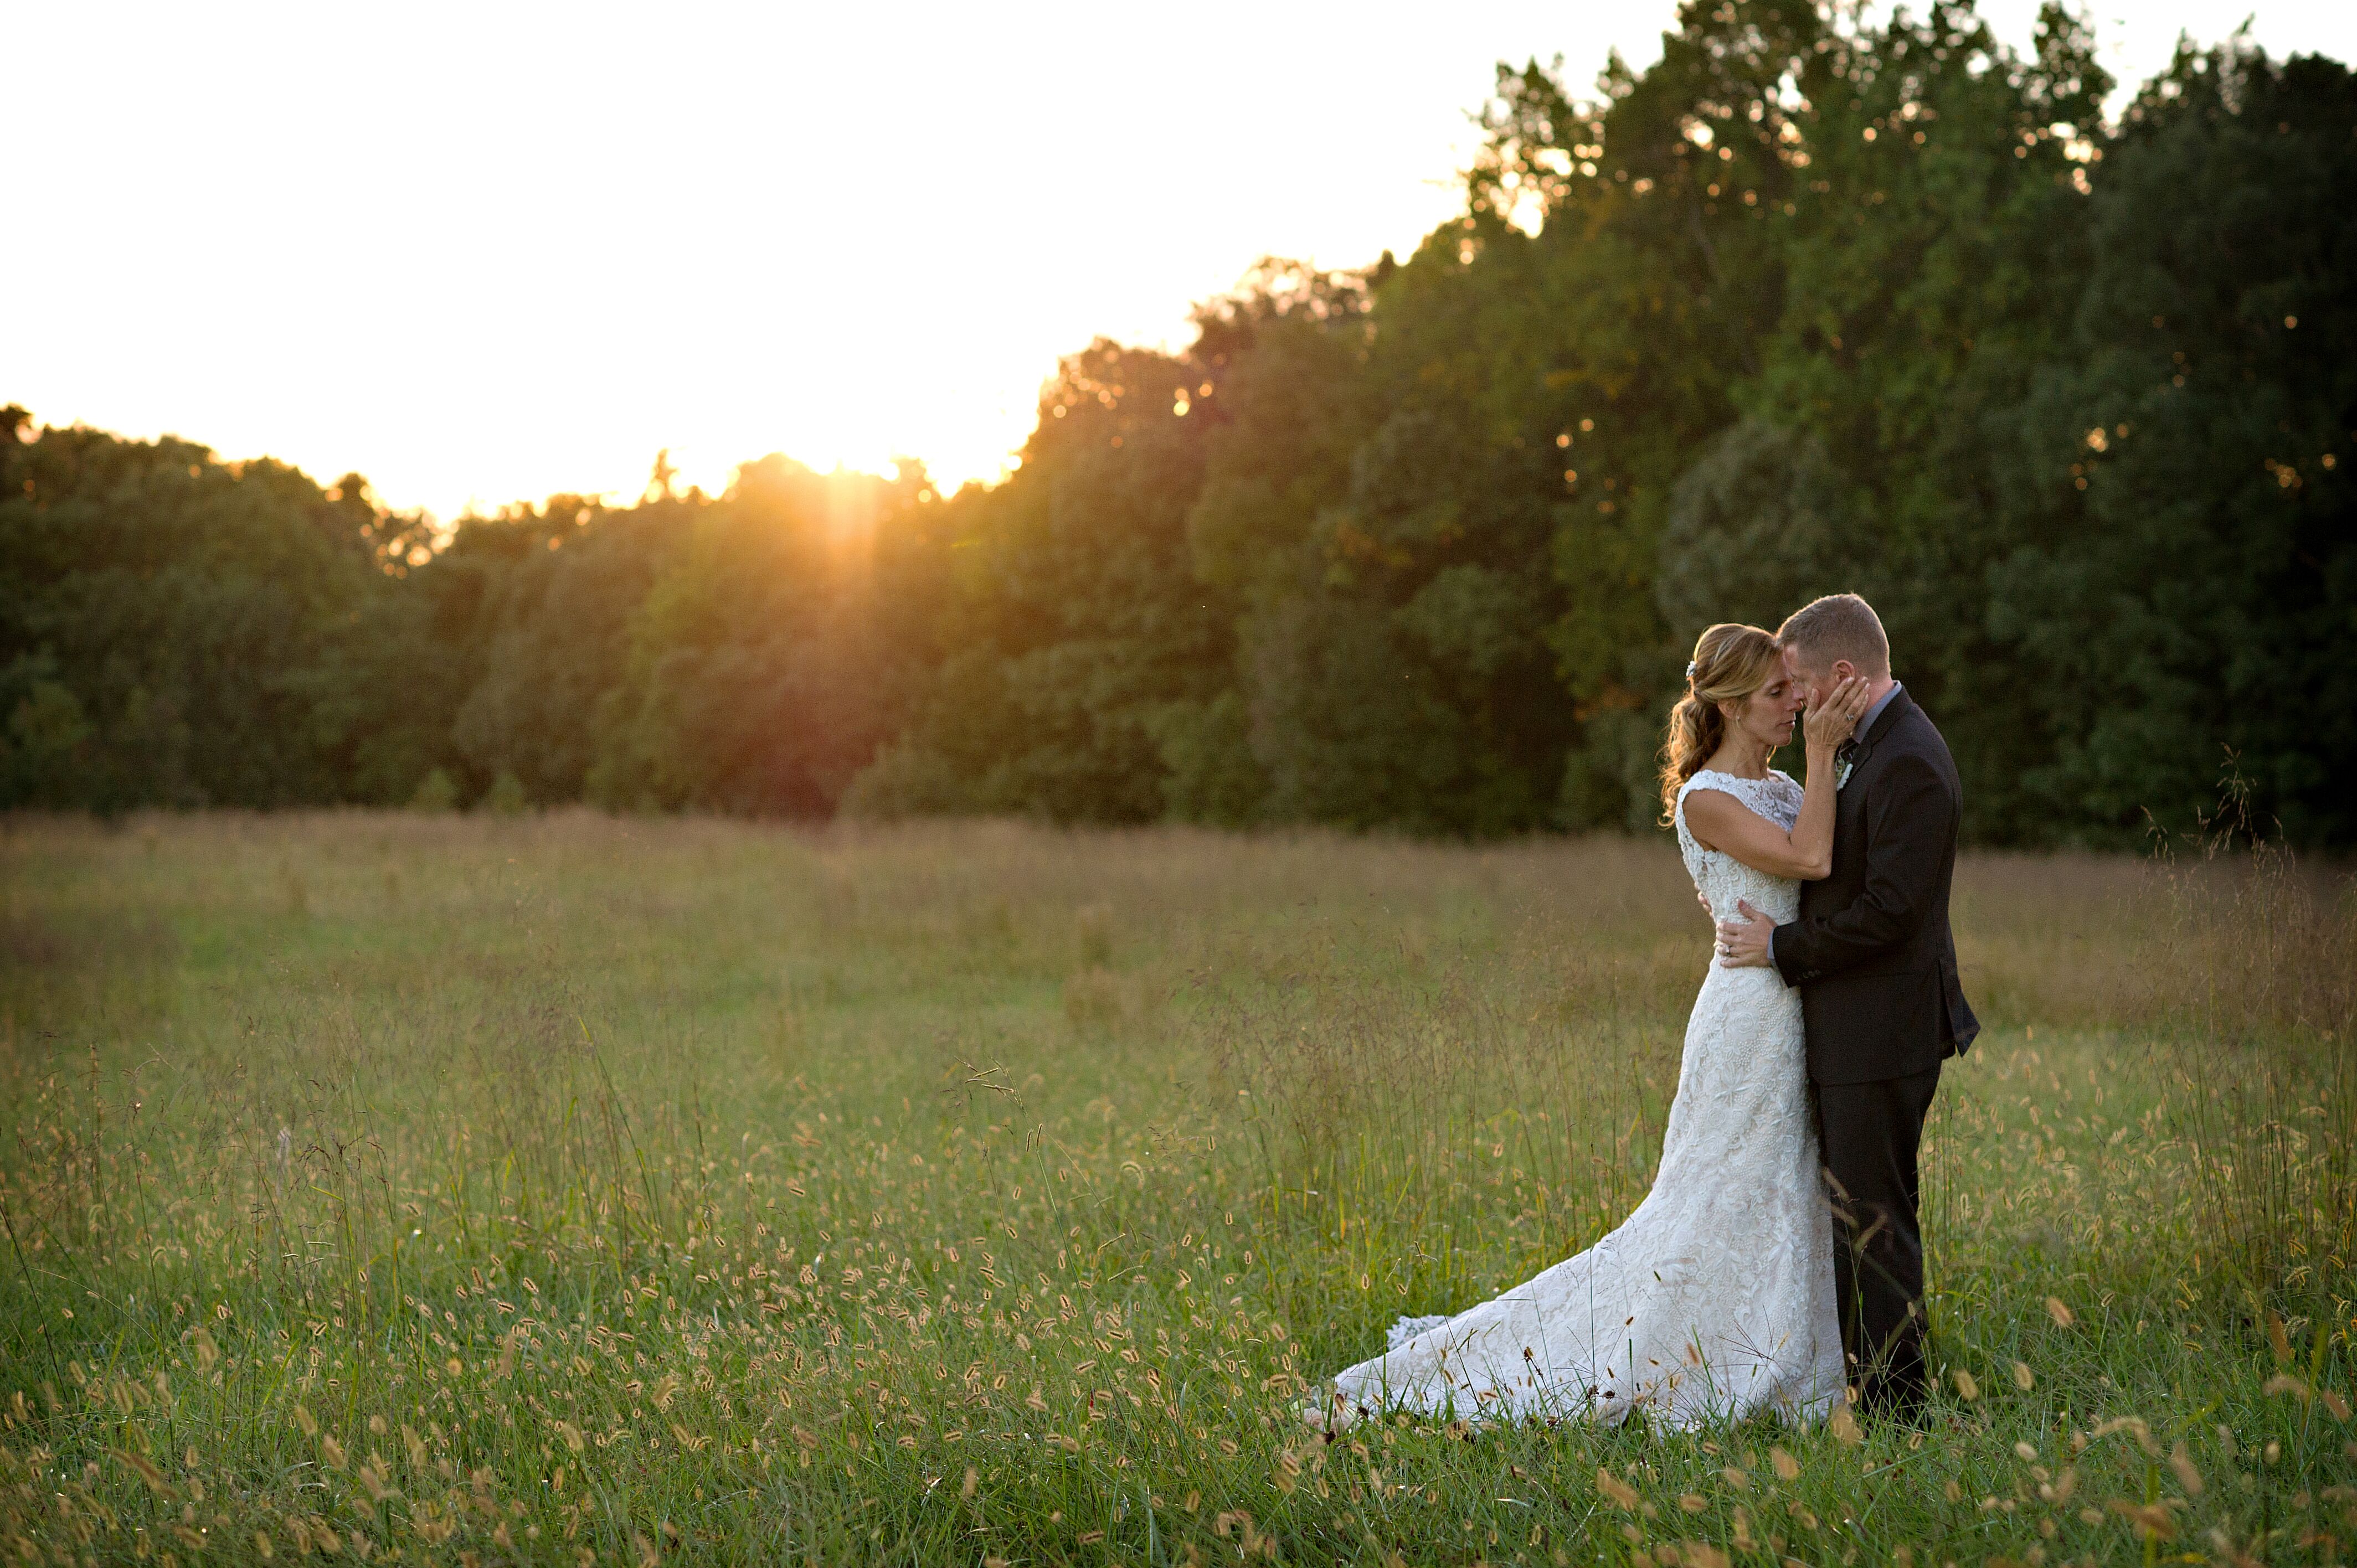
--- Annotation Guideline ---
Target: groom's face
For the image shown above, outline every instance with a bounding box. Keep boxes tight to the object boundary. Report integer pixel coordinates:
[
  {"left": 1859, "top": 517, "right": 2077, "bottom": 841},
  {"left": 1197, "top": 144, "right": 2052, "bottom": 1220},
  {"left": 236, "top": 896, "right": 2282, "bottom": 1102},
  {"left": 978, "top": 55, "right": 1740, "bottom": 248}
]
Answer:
[{"left": 1783, "top": 645, "right": 1856, "bottom": 711}]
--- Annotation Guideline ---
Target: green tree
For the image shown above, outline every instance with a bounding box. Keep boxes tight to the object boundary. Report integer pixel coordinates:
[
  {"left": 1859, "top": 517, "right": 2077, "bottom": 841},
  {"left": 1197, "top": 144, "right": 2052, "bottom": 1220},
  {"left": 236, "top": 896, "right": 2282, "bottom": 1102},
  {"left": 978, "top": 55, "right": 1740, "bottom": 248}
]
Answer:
[
  {"left": 849, "top": 341, "right": 1233, "bottom": 823},
  {"left": 7, "top": 1, "right": 2349, "bottom": 846},
  {"left": 1987, "top": 41, "right": 2357, "bottom": 843},
  {"left": 0, "top": 413, "right": 433, "bottom": 809},
  {"left": 595, "top": 457, "right": 939, "bottom": 816},
  {"left": 447, "top": 493, "right": 687, "bottom": 803}
]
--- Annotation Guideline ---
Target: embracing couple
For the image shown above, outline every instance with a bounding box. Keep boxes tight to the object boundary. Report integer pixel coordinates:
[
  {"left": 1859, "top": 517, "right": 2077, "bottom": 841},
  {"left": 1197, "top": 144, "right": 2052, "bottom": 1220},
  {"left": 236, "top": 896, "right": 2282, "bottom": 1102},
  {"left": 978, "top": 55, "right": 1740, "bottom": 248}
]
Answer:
[{"left": 1310, "top": 592, "right": 1978, "bottom": 1433}]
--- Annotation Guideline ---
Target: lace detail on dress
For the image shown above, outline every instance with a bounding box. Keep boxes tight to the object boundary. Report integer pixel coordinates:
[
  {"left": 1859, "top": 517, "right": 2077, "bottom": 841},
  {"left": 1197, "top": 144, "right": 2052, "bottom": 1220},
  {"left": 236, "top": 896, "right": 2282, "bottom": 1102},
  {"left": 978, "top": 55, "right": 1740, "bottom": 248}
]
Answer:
[{"left": 1309, "top": 764, "right": 1841, "bottom": 1432}]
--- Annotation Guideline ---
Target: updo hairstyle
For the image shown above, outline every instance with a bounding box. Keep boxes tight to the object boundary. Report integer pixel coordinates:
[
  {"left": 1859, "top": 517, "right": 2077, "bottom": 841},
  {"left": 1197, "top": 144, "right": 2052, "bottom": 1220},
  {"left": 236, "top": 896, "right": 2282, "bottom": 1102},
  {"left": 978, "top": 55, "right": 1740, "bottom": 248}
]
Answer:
[{"left": 1657, "top": 622, "right": 1784, "bottom": 822}]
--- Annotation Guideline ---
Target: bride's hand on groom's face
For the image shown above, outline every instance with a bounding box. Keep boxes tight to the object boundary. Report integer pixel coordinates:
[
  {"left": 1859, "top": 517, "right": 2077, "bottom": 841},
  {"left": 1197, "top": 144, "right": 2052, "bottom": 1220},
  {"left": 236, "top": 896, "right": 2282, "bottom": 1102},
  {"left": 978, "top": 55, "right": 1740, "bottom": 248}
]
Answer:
[{"left": 1803, "top": 675, "right": 1871, "bottom": 751}]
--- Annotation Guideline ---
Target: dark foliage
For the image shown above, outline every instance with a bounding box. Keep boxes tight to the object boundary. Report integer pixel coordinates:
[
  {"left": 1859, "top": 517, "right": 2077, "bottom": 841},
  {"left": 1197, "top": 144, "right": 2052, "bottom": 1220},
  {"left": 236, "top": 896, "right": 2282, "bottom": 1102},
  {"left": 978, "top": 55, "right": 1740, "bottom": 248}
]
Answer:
[{"left": 4, "top": 6, "right": 2350, "bottom": 843}]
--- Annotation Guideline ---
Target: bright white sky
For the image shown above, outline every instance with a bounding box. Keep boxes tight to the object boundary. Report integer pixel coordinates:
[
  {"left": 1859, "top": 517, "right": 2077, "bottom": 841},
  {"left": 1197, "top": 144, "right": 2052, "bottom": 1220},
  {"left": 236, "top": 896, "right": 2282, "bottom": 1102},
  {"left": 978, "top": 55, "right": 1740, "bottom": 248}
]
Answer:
[{"left": 9, "top": 1, "right": 2351, "bottom": 522}]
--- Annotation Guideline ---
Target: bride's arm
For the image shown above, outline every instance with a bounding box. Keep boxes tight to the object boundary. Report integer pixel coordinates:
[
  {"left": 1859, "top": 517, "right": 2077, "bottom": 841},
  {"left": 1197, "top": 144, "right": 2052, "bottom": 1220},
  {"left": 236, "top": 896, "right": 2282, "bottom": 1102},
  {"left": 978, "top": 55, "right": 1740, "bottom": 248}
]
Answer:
[{"left": 1681, "top": 676, "right": 1869, "bottom": 881}]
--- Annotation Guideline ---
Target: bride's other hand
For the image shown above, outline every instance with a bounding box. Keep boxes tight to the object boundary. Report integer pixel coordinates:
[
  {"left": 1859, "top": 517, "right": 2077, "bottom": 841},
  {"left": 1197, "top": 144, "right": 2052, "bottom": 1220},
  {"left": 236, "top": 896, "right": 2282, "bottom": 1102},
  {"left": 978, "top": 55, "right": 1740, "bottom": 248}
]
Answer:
[{"left": 1802, "top": 675, "right": 1871, "bottom": 751}]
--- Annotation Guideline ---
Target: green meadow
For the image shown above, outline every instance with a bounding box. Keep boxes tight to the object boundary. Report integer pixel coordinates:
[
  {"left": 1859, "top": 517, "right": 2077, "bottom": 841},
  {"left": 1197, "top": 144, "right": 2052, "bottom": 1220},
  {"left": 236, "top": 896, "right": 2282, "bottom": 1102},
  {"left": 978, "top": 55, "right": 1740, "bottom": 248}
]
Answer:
[{"left": 0, "top": 812, "right": 2349, "bottom": 1566}]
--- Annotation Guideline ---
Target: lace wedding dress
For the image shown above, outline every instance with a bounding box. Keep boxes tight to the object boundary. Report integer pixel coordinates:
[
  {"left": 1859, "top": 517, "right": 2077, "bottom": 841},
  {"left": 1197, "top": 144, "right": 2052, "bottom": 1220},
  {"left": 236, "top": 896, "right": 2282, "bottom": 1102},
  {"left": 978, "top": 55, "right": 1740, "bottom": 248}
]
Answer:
[{"left": 1310, "top": 769, "right": 1844, "bottom": 1431}]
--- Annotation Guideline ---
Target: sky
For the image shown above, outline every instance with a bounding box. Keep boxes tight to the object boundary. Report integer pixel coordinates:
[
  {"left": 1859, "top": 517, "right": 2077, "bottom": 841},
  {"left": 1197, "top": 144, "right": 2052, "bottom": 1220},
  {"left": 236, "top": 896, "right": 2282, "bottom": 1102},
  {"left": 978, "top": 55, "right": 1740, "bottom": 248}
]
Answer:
[{"left": 9, "top": 1, "right": 2354, "bottom": 523}]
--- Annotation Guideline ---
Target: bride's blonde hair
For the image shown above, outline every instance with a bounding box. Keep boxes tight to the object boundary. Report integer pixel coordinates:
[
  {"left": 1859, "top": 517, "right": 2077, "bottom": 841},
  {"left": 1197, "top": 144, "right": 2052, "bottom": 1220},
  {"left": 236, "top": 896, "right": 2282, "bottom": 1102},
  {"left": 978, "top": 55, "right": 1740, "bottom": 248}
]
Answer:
[{"left": 1658, "top": 623, "right": 1785, "bottom": 823}]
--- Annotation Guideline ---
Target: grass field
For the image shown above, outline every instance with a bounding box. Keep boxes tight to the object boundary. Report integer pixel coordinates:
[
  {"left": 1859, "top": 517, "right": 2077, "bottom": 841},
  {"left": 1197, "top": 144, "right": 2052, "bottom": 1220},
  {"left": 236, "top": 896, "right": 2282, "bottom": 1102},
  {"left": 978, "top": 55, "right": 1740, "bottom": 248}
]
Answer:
[{"left": 1, "top": 811, "right": 2351, "bottom": 1567}]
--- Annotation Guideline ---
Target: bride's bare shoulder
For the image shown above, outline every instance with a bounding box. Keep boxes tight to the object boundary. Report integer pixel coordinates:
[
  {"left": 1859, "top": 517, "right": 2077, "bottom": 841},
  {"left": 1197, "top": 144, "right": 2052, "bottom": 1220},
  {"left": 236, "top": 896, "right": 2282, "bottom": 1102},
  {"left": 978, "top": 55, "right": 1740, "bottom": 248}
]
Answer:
[{"left": 1679, "top": 780, "right": 1759, "bottom": 850}]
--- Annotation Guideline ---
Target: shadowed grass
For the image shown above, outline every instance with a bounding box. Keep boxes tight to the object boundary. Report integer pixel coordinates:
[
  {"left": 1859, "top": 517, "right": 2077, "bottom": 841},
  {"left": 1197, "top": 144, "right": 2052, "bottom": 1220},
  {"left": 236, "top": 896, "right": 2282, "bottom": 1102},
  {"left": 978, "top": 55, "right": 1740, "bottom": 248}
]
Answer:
[{"left": 0, "top": 811, "right": 2349, "bottom": 1566}]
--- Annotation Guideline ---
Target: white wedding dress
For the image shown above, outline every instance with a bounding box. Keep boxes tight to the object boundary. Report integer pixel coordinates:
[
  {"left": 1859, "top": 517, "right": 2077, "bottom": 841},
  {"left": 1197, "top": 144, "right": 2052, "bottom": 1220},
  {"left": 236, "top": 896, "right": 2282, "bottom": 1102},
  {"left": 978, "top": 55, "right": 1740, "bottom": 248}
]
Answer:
[{"left": 1311, "top": 769, "right": 1844, "bottom": 1430}]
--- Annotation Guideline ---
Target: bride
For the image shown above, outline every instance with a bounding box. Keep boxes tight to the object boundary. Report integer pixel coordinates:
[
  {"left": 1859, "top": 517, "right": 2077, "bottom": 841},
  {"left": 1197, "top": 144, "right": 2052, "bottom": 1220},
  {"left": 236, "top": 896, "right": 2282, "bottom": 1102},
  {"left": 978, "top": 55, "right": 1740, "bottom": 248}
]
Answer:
[{"left": 1307, "top": 623, "right": 1871, "bottom": 1431}]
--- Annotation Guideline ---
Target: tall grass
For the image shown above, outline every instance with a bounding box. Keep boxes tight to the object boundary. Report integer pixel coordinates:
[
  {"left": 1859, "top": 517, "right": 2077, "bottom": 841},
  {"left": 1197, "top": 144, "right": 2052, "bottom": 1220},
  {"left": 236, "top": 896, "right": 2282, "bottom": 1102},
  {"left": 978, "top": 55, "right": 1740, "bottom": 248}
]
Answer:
[
  {"left": 0, "top": 811, "right": 2349, "bottom": 1566},
  {"left": 2148, "top": 794, "right": 2357, "bottom": 1331}
]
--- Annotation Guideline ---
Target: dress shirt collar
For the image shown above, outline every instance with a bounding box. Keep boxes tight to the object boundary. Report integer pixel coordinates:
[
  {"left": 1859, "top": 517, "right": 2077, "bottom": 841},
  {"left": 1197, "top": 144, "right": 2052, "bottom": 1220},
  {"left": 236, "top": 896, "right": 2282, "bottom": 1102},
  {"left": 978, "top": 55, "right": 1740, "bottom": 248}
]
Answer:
[{"left": 1855, "top": 679, "right": 1903, "bottom": 744}]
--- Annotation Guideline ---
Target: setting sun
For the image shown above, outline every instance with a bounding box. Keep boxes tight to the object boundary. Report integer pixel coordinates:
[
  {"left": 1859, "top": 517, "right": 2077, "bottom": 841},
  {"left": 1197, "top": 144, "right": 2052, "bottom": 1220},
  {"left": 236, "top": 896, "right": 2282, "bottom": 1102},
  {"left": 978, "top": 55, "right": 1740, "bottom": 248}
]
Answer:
[{"left": 11, "top": 1, "right": 2343, "bottom": 518}]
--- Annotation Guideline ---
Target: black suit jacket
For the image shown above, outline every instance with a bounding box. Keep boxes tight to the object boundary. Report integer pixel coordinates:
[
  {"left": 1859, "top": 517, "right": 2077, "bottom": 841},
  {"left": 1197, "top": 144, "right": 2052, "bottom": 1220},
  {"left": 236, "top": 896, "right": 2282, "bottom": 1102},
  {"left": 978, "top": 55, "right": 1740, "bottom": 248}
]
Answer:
[{"left": 1771, "top": 687, "right": 1979, "bottom": 1085}]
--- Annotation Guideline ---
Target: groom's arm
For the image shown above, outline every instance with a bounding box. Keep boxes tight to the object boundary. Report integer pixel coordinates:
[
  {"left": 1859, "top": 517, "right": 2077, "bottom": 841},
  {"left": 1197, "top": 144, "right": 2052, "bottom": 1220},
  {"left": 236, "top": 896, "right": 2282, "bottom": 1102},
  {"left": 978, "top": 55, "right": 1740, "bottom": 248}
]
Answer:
[{"left": 1771, "top": 751, "right": 1953, "bottom": 986}]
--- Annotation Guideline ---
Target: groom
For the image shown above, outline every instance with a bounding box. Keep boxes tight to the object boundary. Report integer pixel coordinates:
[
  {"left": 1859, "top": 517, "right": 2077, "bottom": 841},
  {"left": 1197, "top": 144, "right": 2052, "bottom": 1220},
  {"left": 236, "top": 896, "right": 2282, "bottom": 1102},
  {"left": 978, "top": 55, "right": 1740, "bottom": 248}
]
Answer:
[{"left": 1715, "top": 592, "right": 1979, "bottom": 1417}]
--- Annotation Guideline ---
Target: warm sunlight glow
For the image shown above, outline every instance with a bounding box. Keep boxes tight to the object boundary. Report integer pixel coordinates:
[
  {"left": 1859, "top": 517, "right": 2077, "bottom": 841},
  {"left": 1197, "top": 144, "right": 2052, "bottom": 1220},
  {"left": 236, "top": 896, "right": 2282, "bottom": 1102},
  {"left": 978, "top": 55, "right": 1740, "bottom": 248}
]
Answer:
[{"left": 8, "top": 0, "right": 2349, "bottom": 519}]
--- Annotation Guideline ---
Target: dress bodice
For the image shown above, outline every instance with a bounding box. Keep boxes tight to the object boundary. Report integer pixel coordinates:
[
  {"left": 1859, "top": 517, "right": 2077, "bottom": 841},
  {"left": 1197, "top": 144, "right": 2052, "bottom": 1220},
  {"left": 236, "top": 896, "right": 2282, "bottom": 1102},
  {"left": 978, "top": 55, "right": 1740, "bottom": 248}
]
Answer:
[{"left": 1675, "top": 769, "right": 1804, "bottom": 926}]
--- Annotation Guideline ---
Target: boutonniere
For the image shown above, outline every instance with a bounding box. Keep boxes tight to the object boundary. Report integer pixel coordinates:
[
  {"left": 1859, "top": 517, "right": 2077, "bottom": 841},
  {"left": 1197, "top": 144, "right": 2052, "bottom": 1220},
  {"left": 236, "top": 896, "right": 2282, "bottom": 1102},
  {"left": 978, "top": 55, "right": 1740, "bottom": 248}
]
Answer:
[{"left": 1835, "top": 754, "right": 1856, "bottom": 791}]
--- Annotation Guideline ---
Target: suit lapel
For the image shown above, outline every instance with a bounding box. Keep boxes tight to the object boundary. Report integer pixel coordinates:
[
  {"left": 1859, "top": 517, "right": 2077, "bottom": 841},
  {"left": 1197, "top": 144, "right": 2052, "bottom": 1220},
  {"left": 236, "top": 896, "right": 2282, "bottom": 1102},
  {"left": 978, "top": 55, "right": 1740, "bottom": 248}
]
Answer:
[{"left": 1844, "top": 687, "right": 1914, "bottom": 779}]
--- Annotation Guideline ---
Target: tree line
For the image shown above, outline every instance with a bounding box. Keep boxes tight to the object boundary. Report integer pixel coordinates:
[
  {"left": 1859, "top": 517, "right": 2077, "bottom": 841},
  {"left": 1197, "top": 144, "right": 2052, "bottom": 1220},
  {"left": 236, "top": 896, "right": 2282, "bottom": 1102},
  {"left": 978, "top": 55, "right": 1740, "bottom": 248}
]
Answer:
[{"left": 6, "top": 2, "right": 2351, "bottom": 845}]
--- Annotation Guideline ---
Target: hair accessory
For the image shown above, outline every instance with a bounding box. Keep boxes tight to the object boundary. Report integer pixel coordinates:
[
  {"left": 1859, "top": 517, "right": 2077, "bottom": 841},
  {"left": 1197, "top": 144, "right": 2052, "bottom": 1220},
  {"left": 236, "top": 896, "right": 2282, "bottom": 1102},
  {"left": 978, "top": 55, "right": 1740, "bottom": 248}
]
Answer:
[{"left": 1685, "top": 660, "right": 1698, "bottom": 683}]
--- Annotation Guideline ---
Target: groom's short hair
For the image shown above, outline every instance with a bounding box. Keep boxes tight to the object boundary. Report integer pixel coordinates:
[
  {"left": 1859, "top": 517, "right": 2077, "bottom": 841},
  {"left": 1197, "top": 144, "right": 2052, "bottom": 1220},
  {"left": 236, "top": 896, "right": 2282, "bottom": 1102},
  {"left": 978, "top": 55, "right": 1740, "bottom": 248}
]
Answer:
[{"left": 1778, "top": 593, "right": 1891, "bottom": 678}]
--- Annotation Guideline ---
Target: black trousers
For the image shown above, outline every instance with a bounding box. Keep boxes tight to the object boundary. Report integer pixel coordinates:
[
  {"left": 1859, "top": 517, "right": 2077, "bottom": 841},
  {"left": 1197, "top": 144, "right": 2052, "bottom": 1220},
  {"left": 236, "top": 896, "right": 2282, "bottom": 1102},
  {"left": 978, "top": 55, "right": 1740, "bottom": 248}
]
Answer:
[{"left": 1813, "top": 1065, "right": 1941, "bottom": 1412}]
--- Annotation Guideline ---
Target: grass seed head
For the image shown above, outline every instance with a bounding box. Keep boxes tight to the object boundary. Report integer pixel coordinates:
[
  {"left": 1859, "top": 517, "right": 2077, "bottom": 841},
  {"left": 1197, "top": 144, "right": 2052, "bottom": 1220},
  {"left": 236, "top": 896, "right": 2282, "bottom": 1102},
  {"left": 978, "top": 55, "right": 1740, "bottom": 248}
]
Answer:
[
  {"left": 2169, "top": 1441, "right": 2204, "bottom": 1495},
  {"left": 2261, "top": 1373, "right": 2310, "bottom": 1404},
  {"left": 2105, "top": 1497, "right": 2178, "bottom": 1540},
  {"left": 356, "top": 1461, "right": 395, "bottom": 1503},
  {"left": 112, "top": 1447, "right": 172, "bottom": 1495}
]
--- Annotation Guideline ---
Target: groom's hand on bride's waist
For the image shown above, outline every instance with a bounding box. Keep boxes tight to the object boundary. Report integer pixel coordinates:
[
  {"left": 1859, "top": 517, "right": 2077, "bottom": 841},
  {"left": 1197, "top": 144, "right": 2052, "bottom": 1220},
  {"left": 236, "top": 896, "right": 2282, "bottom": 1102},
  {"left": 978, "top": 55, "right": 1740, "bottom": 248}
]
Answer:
[{"left": 1713, "top": 900, "right": 1776, "bottom": 968}]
